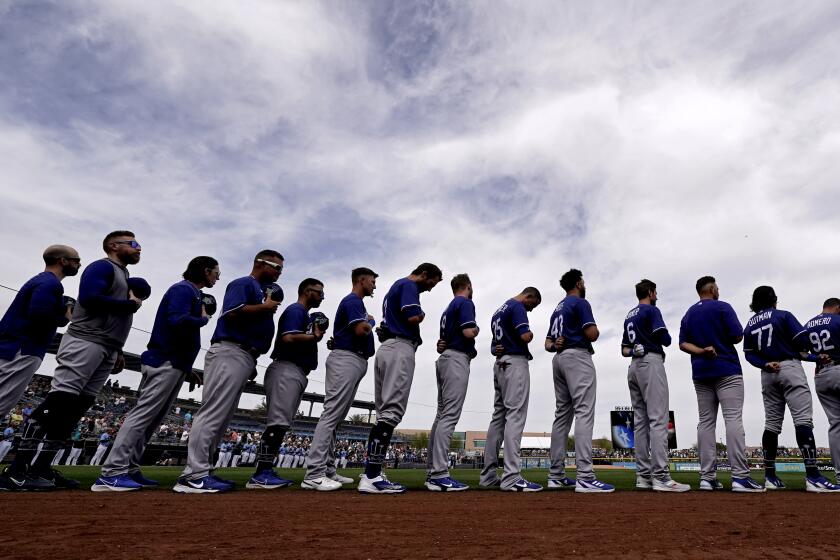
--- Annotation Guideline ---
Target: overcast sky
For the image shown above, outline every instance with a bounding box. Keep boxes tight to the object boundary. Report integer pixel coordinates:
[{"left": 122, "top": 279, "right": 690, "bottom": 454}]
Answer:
[{"left": 2, "top": 1, "right": 839, "bottom": 447}]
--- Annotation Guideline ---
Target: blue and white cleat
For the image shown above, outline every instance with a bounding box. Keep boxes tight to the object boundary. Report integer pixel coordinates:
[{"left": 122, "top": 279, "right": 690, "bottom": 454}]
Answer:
[
  {"left": 764, "top": 475, "right": 785, "bottom": 490},
  {"left": 806, "top": 476, "right": 840, "bottom": 493},
  {"left": 245, "top": 469, "right": 293, "bottom": 490},
  {"left": 575, "top": 479, "right": 615, "bottom": 493},
  {"left": 503, "top": 478, "right": 543, "bottom": 492},
  {"left": 425, "top": 476, "right": 469, "bottom": 492},
  {"left": 731, "top": 477, "right": 766, "bottom": 493},
  {"left": 358, "top": 473, "right": 406, "bottom": 494},
  {"left": 90, "top": 474, "right": 143, "bottom": 492},
  {"left": 129, "top": 471, "right": 159, "bottom": 487},
  {"left": 173, "top": 475, "right": 233, "bottom": 494},
  {"left": 547, "top": 477, "right": 577, "bottom": 490}
]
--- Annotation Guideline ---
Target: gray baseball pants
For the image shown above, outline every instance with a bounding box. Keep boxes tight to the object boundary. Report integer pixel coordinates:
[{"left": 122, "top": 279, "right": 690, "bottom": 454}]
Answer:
[
  {"left": 480, "top": 355, "right": 529, "bottom": 489},
  {"left": 51, "top": 334, "right": 118, "bottom": 396},
  {"left": 762, "top": 359, "right": 813, "bottom": 433},
  {"left": 305, "top": 350, "right": 368, "bottom": 481},
  {"left": 374, "top": 338, "right": 416, "bottom": 427},
  {"left": 549, "top": 349, "right": 597, "bottom": 482},
  {"left": 694, "top": 374, "right": 749, "bottom": 480},
  {"left": 0, "top": 351, "right": 42, "bottom": 416},
  {"left": 815, "top": 364, "right": 840, "bottom": 473},
  {"left": 182, "top": 342, "right": 254, "bottom": 480},
  {"left": 102, "top": 361, "right": 186, "bottom": 477},
  {"left": 264, "top": 360, "right": 308, "bottom": 427},
  {"left": 427, "top": 350, "right": 471, "bottom": 479},
  {"left": 627, "top": 353, "right": 671, "bottom": 482}
]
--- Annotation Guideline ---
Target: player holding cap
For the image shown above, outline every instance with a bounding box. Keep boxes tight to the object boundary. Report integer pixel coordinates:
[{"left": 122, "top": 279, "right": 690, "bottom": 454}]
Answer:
[
  {"left": 303, "top": 267, "right": 378, "bottom": 491},
  {"left": 247, "top": 278, "right": 327, "bottom": 490},
  {"left": 480, "top": 287, "right": 542, "bottom": 492},
  {"left": 426, "top": 273, "right": 479, "bottom": 492},
  {"left": 92, "top": 256, "right": 220, "bottom": 492},
  {"left": 621, "top": 279, "right": 689, "bottom": 492},
  {"left": 2, "top": 231, "right": 144, "bottom": 491},
  {"left": 359, "top": 263, "right": 442, "bottom": 494},
  {"left": 174, "top": 250, "right": 283, "bottom": 494},
  {"left": 679, "top": 276, "right": 764, "bottom": 492}
]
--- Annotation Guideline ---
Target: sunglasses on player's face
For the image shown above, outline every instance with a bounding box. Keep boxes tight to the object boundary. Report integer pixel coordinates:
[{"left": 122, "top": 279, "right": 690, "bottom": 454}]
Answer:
[
  {"left": 113, "top": 240, "right": 141, "bottom": 250},
  {"left": 257, "top": 258, "right": 284, "bottom": 272}
]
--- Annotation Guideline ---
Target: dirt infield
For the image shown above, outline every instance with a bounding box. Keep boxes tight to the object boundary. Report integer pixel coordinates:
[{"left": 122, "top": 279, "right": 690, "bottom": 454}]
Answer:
[{"left": 3, "top": 490, "right": 839, "bottom": 559}]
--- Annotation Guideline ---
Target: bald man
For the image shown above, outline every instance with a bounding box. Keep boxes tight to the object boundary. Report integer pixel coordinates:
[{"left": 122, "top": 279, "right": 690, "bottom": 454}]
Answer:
[{"left": 0, "top": 245, "right": 81, "bottom": 419}]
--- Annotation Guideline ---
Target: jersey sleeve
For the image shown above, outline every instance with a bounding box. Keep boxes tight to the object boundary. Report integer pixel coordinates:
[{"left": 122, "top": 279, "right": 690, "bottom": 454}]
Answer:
[
  {"left": 678, "top": 312, "right": 690, "bottom": 345},
  {"left": 399, "top": 282, "right": 423, "bottom": 319},
  {"left": 512, "top": 304, "right": 530, "bottom": 336},
  {"left": 459, "top": 300, "right": 477, "bottom": 329},
  {"left": 579, "top": 299, "right": 596, "bottom": 327},
  {"left": 620, "top": 318, "right": 631, "bottom": 348},
  {"left": 220, "top": 279, "right": 258, "bottom": 316},
  {"left": 722, "top": 303, "right": 743, "bottom": 340},
  {"left": 165, "top": 284, "right": 207, "bottom": 328},
  {"left": 343, "top": 297, "right": 368, "bottom": 327},
  {"left": 27, "top": 279, "right": 67, "bottom": 328},
  {"left": 785, "top": 311, "right": 806, "bottom": 340},
  {"left": 650, "top": 307, "right": 671, "bottom": 346},
  {"left": 78, "top": 260, "right": 136, "bottom": 315},
  {"left": 279, "top": 305, "right": 308, "bottom": 335}
]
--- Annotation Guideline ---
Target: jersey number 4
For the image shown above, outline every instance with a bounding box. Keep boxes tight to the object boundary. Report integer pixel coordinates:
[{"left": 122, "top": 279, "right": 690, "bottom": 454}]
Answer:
[{"left": 549, "top": 316, "right": 564, "bottom": 339}]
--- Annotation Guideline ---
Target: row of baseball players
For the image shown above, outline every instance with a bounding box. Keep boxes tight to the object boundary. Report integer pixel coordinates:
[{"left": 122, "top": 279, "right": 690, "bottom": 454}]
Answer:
[{"left": 1, "top": 231, "right": 840, "bottom": 494}]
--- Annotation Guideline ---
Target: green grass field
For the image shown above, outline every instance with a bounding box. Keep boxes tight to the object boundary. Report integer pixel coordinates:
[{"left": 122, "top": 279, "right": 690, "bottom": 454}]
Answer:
[{"left": 56, "top": 466, "right": 817, "bottom": 491}]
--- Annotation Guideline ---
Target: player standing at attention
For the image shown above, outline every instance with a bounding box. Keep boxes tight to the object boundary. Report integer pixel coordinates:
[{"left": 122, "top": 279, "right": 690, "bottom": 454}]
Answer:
[
  {"left": 679, "top": 276, "right": 764, "bottom": 492},
  {"left": 247, "top": 278, "right": 326, "bottom": 490},
  {"left": 359, "top": 263, "right": 442, "bottom": 494},
  {"left": 303, "top": 267, "right": 378, "bottom": 491},
  {"left": 426, "top": 273, "right": 479, "bottom": 492},
  {"left": 620, "top": 279, "right": 689, "bottom": 492},
  {"left": 2, "top": 232, "right": 143, "bottom": 491},
  {"left": 174, "top": 250, "right": 284, "bottom": 494},
  {"left": 545, "top": 269, "right": 613, "bottom": 493},
  {"left": 801, "top": 298, "right": 840, "bottom": 491},
  {"left": 479, "top": 287, "right": 542, "bottom": 492},
  {"left": 92, "top": 256, "right": 220, "bottom": 491}
]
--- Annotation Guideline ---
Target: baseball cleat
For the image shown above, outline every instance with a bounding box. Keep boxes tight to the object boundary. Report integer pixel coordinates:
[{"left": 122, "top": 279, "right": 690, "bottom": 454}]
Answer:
[
  {"left": 47, "top": 469, "right": 79, "bottom": 490},
  {"left": 0, "top": 469, "right": 54, "bottom": 491},
  {"left": 425, "top": 476, "right": 469, "bottom": 492},
  {"left": 330, "top": 473, "right": 354, "bottom": 485},
  {"left": 91, "top": 474, "right": 143, "bottom": 492},
  {"left": 129, "top": 471, "right": 159, "bottom": 487},
  {"left": 173, "top": 475, "right": 232, "bottom": 494},
  {"left": 358, "top": 473, "right": 406, "bottom": 494},
  {"left": 503, "top": 478, "right": 543, "bottom": 492},
  {"left": 652, "top": 479, "right": 690, "bottom": 493},
  {"left": 635, "top": 476, "right": 653, "bottom": 490},
  {"left": 245, "top": 469, "right": 293, "bottom": 490},
  {"left": 805, "top": 476, "right": 840, "bottom": 493},
  {"left": 301, "top": 476, "right": 342, "bottom": 491},
  {"left": 731, "top": 477, "right": 766, "bottom": 493},
  {"left": 699, "top": 479, "right": 724, "bottom": 491},
  {"left": 547, "top": 477, "right": 576, "bottom": 489},
  {"left": 575, "top": 479, "right": 615, "bottom": 493},
  {"left": 764, "top": 476, "right": 785, "bottom": 490}
]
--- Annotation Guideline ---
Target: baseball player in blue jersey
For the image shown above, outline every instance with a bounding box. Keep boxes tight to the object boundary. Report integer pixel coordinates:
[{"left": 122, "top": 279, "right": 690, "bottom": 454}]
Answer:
[
  {"left": 89, "top": 431, "right": 111, "bottom": 466},
  {"left": 359, "top": 263, "right": 442, "bottom": 494},
  {"left": 479, "top": 287, "right": 542, "bottom": 492},
  {"left": 247, "top": 278, "right": 326, "bottom": 490},
  {"left": 802, "top": 298, "right": 840, "bottom": 491},
  {"left": 303, "top": 267, "right": 377, "bottom": 491},
  {"left": 426, "top": 273, "right": 478, "bottom": 492},
  {"left": 679, "top": 276, "right": 764, "bottom": 492},
  {"left": 742, "top": 286, "right": 839, "bottom": 492},
  {"left": 620, "top": 279, "right": 689, "bottom": 492},
  {"left": 545, "top": 269, "right": 613, "bottom": 493},
  {"left": 174, "top": 249, "right": 284, "bottom": 494},
  {"left": 92, "top": 256, "right": 220, "bottom": 492},
  {"left": 0, "top": 425, "right": 15, "bottom": 463}
]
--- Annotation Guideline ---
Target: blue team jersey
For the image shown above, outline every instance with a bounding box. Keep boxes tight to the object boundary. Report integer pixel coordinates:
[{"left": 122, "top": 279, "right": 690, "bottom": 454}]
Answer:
[
  {"left": 490, "top": 298, "right": 531, "bottom": 358},
  {"left": 440, "top": 296, "right": 478, "bottom": 358},
  {"left": 0, "top": 272, "right": 68, "bottom": 360},
  {"left": 211, "top": 276, "right": 277, "bottom": 355},
  {"left": 382, "top": 277, "right": 424, "bottom": 344},
  {"left": 679, "top": 299, "right": 743, "bottom": 379},
  {"left": 802, "top": 313, "right": 840, "bottom": 361},
  {"left": 621, "top": 304, "right": 671, "bottom": 356},
  {"left": 332, "top": 293, "right": 375, "bottom": 359},
  {"left": 270, "top": 302, "right": 318, "bottom": 372},
  {"left": 141, "top": 280, "right": 209, "bottom": 373},
  {"left": 546, "top": 295, "right": 596, "bottom": 354},
  {"left": 742, "top": 309, "right": 808, "bottom": 369}
]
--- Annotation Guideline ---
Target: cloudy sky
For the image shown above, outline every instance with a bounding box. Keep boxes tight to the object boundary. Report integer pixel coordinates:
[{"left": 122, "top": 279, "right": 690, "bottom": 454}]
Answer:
[{"left": 2, "top": 0, "right": 839, "bottom": 447}]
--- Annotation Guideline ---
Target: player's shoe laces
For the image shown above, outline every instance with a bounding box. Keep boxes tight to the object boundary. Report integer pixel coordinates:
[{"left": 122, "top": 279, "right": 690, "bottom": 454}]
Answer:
[
  {"left": 764, "top": 475, "right": 785, "bottom": 490},
  {"left": 575, "top": 479, "right": 615, "bottom": 493},
  {"left": 91, "top": 474, "right": 143, "bottom": 492},
  {"left": 652, "top": 479, "right": 690, "bottom": 493},
  {"left": 330, "top": 473, "right": 354, "bottom": 485},
  {"left": 357, "top": 473, "right": 407, "bottom": 494},
  {"left": 699, "top": 479, "right": 723, "bottom": 491},
  {"left": 635, "top": 476, "right": 653, "bottom": 490},
  {"left": 547, "top": 477, "right": 576, "bottom": 489},
  {"left": 731, "top": 477, "right": 766, "bottom": 493},
  {"left": 503, "top": 478, "right": 543, "bottom": 492},
  {"left": 129, "top": 471, "right": 159, "bottom": 487},
  {"left": 805, "top": 476, "right": 840, "bottom": 493},
  {"left": 425, "top": 476, "right": 469, "bottom": 492},
  {"left": 245, "top": 469, "right": 293, "bottom": 490},
  {"left": 301, "top": 476, "right": 342, "bottom": 491},
  {"left": 173, "top": 475, "right": 232, "bottom": 494}
]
